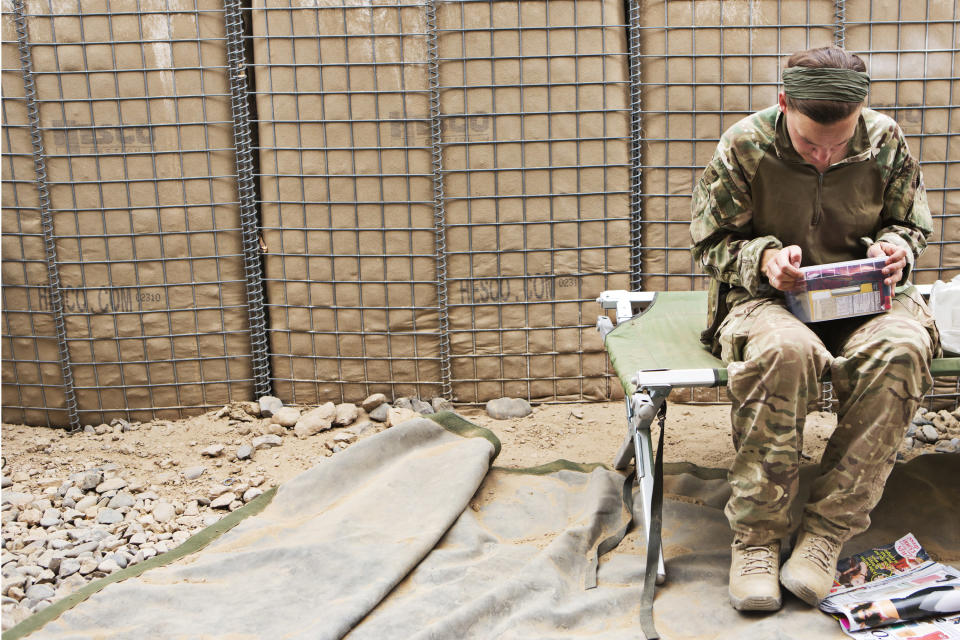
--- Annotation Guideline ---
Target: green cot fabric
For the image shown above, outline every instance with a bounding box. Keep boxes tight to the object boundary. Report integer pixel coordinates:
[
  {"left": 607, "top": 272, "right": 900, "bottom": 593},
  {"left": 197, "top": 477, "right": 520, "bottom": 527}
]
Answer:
[
  {"left": 933, "top": 357, "right": 960, "bottom": 378},
  {"left": 601, "top": 291, "right": 960, "bottom": 396},
  {"left": 603, "top": 291, "right": 726, "bottom": 395}
]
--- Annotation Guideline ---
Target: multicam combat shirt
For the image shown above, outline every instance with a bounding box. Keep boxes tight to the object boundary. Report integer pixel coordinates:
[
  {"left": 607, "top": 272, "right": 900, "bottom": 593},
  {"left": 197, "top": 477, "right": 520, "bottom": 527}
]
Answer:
[{"left": 690, "top": 105, "right": 932, "bottom": 348}]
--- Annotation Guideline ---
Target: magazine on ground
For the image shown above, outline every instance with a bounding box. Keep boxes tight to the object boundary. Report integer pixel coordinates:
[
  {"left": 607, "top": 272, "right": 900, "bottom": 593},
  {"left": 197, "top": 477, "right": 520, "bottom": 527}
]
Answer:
[
  {"left": 820, "top": 533, "right": 960, "bottom": 639},
  {"left": 786, "top": 256, "right": 893, "bottom": 323}
]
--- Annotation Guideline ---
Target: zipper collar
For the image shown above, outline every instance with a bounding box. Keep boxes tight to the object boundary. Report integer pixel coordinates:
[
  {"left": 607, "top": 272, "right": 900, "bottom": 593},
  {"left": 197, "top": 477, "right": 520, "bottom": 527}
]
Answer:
[{"left": 773, "top": 110, "right": 874, "bottom": 171}]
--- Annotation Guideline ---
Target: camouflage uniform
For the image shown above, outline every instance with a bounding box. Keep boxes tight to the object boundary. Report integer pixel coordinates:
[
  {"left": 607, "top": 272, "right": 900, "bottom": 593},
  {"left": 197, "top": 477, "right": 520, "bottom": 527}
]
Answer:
[{"left": 690, "top": 106, "right": 940, "bottom": 545}]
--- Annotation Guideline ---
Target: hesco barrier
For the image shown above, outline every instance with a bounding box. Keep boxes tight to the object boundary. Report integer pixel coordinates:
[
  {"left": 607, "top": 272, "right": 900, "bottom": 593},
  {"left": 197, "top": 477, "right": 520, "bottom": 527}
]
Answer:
[{"left": 2, "top": 0, "right": 957, "bottom": 426}]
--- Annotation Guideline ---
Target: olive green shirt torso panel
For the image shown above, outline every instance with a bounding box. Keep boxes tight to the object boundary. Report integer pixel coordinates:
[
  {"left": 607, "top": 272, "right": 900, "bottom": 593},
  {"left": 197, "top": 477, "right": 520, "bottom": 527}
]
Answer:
[{"left": 752, "top": 152, "right": 884, "bottom": 267}]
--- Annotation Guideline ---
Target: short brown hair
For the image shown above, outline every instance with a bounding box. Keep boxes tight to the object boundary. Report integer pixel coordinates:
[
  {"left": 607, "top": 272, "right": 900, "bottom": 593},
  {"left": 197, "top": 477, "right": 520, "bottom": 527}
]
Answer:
[{"left": 784, "top": 47, "right": 867, "bottom": 123}]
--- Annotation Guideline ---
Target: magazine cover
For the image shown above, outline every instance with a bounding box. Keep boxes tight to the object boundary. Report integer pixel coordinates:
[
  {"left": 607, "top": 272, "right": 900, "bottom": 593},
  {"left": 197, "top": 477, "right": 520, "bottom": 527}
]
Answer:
[
  {"left": 832, "top": 533, "right": 932, "bottom": 595},
  {"left": 786, "top": 256, "right": 893, "bottom": 323},
  {"left": 821, "top": 534, "right": 960, "bottom": 639}
]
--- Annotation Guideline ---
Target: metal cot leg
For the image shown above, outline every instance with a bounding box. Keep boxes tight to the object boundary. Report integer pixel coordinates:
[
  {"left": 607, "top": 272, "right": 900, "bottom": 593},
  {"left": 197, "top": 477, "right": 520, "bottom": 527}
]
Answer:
[{"left": 615, "top": 389, "right": 668, "bottom": 584}]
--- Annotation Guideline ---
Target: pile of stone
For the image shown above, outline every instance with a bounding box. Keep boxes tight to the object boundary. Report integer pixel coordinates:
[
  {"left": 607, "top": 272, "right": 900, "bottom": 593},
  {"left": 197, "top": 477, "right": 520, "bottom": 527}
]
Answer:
[
  {"left": 0, "top": 463, "right": 274, "bottom": 628},
  {"left": 0, "top": 393, "right": 454, "bottom": 630},
  {"left": 903, "top": 407, "right": 960, "bottom": 455},
  {"left": 256, "top": 393, "right": 452, "bottom": 448}
]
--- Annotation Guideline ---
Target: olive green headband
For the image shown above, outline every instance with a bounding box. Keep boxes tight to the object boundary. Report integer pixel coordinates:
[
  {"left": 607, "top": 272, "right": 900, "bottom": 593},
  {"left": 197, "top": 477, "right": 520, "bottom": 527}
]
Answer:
[{"left": 782, "top": 66, "right": 870, "bottom": 102}]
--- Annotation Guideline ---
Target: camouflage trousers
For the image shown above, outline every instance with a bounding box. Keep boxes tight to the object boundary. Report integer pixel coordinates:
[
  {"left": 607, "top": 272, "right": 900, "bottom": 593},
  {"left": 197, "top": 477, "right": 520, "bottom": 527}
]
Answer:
[{"left": 717, "top": 289, "right": 939, "bottom": 545}]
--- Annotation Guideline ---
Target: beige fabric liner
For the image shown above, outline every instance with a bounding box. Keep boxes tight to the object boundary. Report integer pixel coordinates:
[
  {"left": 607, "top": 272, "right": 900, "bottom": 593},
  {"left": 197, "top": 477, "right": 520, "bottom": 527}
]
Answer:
[{"left": 1, "top": 0, "right": 251, "bottom": 424}]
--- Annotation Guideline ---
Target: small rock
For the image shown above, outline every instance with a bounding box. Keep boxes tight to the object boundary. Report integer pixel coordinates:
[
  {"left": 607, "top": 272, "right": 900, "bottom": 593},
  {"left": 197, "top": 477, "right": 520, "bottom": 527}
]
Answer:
[
  {"left": 78, "top": 559, "right": 99, "bottom": 575},
  {"left": 152, "top": 502, "right": 176, "bottom": 523},
  {"left": 333, "top": 431, "right": 357, "bottom": 444},
  {"left": 293, "top": 404, "right": 335, "bottom": 439},
  {"left": 236, "top": 444, "right": 253, "bottom": 460},
  {"left": 272, "top": 406, "right": 301, "bottom": 428},
  {"left": 25, "top": 584, "right": 55, "bottom": 601},
  {"left": 485, "top": 397, "right": 532, "bottom": 420},
  {"left": 935, "top": 438, "right": 960, "bottom": 454},
  {"left": 411, "top": 399, "right": 434, "bottom": 415},
  {"left": 210, "top": 493, "right": 236, "bottom": 509},
  {"left": 208, "top": 484, "right": 232, "bottom": 499},
  {"left": 369, "top": 404, "right": 390, "bottom": 423},
  {"left": 902, "top": 437, "right": 915, "bottom": 449},
  {"left": 183, "top": 466, "right": 206, "bottom": 481},
  {"left": 932, "top": 415, "right": 951, "bottom": 431},
  {"left": 905, "top": 423, "right": 918, "bottom": 438},
  {"left": 200, "top": 444, "right": 224, "bottom": 458},
  {"left": 18, "top": 509, "right": 42, "bottom": 526},
  {"left": 242, "top": 488, "right": 263, "bottom": 502},
  {"left": 95, "top": 478, "right": 127, "bottom": 494},
  {"left": 96, "top": 508, "right": 124, "bottom": 525},
  {"left": 334, "top": 403, "right": 359, "bottom": 426},
  {"left": 39, "top": 515, "right": 61, "bottom": 528},
  {"left": 431, "top": 397, "right": 453, "bottom": 413},
  {"left": 361, "top": 393, "right": 387, "bottom": 412},
  {"left": 394, "top": 397, "right": 414, "bottom": 410},
  {"left": 215, "top": 402, "right": 260, "bottom": 420},
  {"left": 97, "top": 559, "right": 121, "bottom": 574},
  {"left": 346, "top": 421, "right": 376, "bottom": 437},
  {"left": 1, "top": 476, "right": 11, "bottom": 489},
  {"left": 2, "top": 492, "right": 34, "bottom": 507},
  {"left": 258, "top": 395, "right": 283, "bottom": 417},
  {"left": 58, "top": 559, "right": 81, "bottom": 578},
  {"left": 387, "top": 407, "right": 419, "bottom": 427},
  {"left": 917, "top": 424, "right": 940, "bottom": 444},
  {"left": 75, "top": 495, "right": 98, "bottom": 511},
  {"left": 251, "top": 434, "right": 282, "bottom": 450},
  {"left": 238, "top": 401, "right": 260, "bottom": 418},
  {"left": 108, "top": 492, "right": 136, "bottom": 509},
  {"left": 79, "top": 470, "right": 103, "bottom": 491}
]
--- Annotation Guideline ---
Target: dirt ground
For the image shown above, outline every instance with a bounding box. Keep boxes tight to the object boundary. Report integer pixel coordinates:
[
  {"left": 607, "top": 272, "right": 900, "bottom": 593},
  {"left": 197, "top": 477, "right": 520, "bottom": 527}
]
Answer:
[{"left": 1, "top": 401, "right": 845, "bottom": 500}]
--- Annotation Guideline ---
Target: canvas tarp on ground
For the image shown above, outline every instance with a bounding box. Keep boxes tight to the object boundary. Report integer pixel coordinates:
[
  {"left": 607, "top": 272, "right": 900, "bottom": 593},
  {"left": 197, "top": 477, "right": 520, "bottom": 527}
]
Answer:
[{"left": 6, "top": 415, "right": 959, "bottom": 640}]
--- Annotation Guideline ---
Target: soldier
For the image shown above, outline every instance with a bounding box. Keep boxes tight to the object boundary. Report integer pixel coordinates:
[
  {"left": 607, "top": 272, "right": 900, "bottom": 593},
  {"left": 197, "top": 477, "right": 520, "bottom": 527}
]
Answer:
[{"left": 690, "top": 46, "right": 941, "bottom": 612}]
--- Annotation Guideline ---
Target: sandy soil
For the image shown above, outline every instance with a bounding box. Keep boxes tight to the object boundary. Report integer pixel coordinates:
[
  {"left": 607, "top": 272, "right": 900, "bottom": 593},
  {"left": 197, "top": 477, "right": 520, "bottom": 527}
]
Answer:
[{"left": 1, "top": 400, "right": 846, "bottom": 503}]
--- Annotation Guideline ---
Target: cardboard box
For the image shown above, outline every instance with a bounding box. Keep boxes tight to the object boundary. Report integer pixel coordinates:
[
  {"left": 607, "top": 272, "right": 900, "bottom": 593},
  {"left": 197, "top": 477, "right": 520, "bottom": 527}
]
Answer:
[{"left": 786, "top": 257, "right": 892, "bottom": 323}]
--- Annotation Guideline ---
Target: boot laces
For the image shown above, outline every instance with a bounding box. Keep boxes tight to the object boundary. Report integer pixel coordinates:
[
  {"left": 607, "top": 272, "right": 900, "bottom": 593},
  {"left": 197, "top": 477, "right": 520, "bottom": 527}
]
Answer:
[
  {"left": 801, "top": 535, "right": 838, "bottom": 572},
  {"left": 739, "top": 544, "right": 776, "bottom": 576}
]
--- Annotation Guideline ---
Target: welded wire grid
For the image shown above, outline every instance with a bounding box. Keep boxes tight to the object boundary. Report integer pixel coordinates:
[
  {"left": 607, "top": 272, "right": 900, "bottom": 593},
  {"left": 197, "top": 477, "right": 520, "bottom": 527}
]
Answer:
[
  {"left": 437, "top": 0, "right": 633, "bottom": 403},
  {"left": 3, "top": 0, "right": 958, "bottom": 424},
  {"left": 249, "top": 0, "right": 443, "bottom": 405},
  {"left": 1, "top": 11, "right": 72, "bottom": 427},
  {"left": 636, "top": 0, "right": 958, "bottom": 407},
  {"left": 1, "top": 0, "right": 256, "bottom": 425},
  {"left": 842, "top": 0, "right": 960, "bottom": 407}
]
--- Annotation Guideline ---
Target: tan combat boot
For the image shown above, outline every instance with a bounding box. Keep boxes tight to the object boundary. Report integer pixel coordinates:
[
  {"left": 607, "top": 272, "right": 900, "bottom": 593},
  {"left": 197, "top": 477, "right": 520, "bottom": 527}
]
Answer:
[
  {"left": 780, "top": 530, "right": 841, "bottom": 606},
  {"left": 729, "top": 539, "right": 782, "bottom": 611}
]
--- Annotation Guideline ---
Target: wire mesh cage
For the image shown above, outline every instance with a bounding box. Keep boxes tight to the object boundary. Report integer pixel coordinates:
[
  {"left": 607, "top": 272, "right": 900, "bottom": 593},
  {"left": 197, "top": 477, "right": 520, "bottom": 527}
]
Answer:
[{"left": 1, "top": 0, "right": 956, "bottom": 425}]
